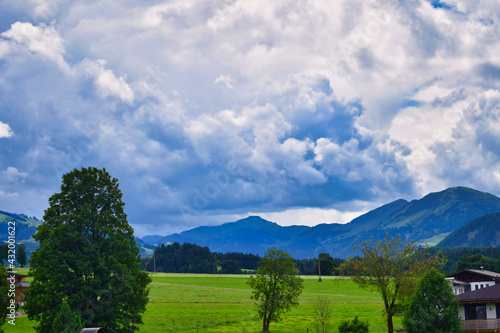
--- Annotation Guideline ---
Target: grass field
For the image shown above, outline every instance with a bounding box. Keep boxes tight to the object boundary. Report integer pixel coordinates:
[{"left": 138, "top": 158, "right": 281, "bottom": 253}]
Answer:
[{"left": 10, "top": 272, "right": 402, "bottom": 332}]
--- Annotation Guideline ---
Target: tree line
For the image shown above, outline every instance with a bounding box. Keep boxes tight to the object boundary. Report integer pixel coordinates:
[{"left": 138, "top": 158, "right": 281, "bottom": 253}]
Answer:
[
  {"left": 0, "top": 243, "right": 27, "bottom": 267},
  {"left": 429, "top": 246, "right": 500, "bottom": 274},
  {"left": 140, "top": 241, "right": 347, "bottom": 275},
  {"left": 141, "top": 242, "right": 261, "bottom": 274}
]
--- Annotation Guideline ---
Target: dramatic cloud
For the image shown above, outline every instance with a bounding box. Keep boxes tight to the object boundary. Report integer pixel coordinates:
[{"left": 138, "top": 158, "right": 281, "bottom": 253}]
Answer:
[{"left": 0, "top": 0, "right": 499, "bottom": 236}]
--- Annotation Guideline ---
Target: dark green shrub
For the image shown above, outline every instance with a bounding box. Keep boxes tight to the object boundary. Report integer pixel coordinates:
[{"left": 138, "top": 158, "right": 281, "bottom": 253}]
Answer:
[{"left": 338, "top": 315, "right": 369, "bottom": 333}]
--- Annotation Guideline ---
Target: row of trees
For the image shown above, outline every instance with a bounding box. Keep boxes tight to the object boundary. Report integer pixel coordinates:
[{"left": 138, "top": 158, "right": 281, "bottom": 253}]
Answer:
[
  {"left": 142, "top": 241, "right": 346, "bottom": 275},
  {"left": 295, "top": 254, "right": 344, "bottom": 276},
  {"left": 0, "top": 243, "right": 27, "bottom": 267},
  {"left": 142, "top": 242, "right": 261, "bottom": 274},
  {"left": 429, "top": 246, "right": 500, "bottom": 273}
]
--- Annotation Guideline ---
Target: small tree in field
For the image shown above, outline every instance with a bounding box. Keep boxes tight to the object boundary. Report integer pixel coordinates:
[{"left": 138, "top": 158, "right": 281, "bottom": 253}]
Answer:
[
  {"left": 339, "top": 234, "right": 443, "bottom": 333},
  {"left": 52, "top": 301, "right": 84, "bottom": 333},
  {"left": 403, "top": 267, "right": 461, "bottom": 333},
  {"left": 313, "top": 296, "right": 333, "bottom": 333},
  {"left": 247, "top": 247, "right": 304, "bottom": 332}
]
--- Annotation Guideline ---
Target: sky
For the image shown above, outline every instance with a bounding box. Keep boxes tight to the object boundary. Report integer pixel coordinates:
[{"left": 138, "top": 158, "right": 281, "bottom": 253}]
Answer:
[{"left": 1, "top": 0, "right": 500, "bottom": 238}]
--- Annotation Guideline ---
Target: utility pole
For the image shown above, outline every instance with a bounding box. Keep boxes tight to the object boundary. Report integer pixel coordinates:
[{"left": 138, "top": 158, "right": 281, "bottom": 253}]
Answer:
[
  {"left": 318, "top": 254, "right": 322, "bottom": 282},
  {"left": 214, "top": 253, "right": 217, "bottom": 274}
]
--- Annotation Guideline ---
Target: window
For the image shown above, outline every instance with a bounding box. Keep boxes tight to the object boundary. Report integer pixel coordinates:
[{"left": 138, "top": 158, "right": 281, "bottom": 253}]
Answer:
[
  {"left": 476, "top": 306, "right": 487, "bottom": 319},
  {"left": 465, "top": 305, "right": 487, "bottom": 320},
  {"left": 465, "top": 305, "right": 477, "bottom": 320}
]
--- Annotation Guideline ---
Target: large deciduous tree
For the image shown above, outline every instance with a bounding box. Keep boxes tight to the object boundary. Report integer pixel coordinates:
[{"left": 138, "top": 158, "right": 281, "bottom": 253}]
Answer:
[
  {"left": 0, "top": 265, "right": 8, "bottom": 333},
  {"left": 247, "top": 247, "right": 304, "bottom": 332},
  {"left": 339, "top": 234, "right": 443, "bottom": 333},
  {"left": 403, "top": 267, "right": 461, "bottom": 333},
  {"left": 25, "top": 167, "right": 150, "bottom": 333}
]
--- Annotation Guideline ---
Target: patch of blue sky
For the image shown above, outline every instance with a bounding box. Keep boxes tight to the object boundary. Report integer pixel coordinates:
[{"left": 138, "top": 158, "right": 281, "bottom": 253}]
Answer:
[
  {"left": 427, "top": 0, "right": 453, "bottom": 10},
  {"left": 401, "top": 100, "right": 421, "bottom": 108}
]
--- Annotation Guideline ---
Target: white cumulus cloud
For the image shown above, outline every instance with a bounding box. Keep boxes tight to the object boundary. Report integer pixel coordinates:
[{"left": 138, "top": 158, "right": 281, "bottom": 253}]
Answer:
[{"left": 0, "top": 121, "right": 13, "bottom": 138}]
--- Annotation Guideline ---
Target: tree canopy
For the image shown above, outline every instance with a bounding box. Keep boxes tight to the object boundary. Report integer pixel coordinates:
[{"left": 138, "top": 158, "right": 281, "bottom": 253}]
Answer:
[
  {"left": 247, "top": 247, "right": 304, "bottom": 332},
  {"left": 25, "top": 167, "right": 150, "bottom": 333},
  {"left": 17, "top": 243, "right": 27, "bottom": 267},
  {"left": 403, "top": 267, "right": 461, "bottom": 333},
  {"left": 339, "top": 234, "right": 443, "bottom": 333},
  {"left": 0, "top": 265, "right": 8, "bottom": 332},
  {"left": 142, "top": 242, "right": 260, "bottom": 274},
  {"left": 315, "top": 252, "right": 337, "bottom": 278},
  {"left": 457, "top": 253, "right": 498, "bottom": 271}
]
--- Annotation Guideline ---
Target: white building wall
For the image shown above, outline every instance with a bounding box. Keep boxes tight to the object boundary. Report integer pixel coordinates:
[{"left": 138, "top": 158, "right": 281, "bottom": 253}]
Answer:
[
  {"left": 453, "top": 286, "right": 465, "bottom": 295},
  {"left": 471, "top": 281, "right": 495, "bottom": 291},
  {"left": 458, "top": 305, "right": 465, "bottom": 320},
  {"left": 487, "top": 303, "right": 497, "bottom": 319}
]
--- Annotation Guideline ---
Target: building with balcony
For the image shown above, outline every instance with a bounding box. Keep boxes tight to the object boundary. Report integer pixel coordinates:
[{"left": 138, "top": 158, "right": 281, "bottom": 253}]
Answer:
[{"left": 455, "top": 271, "right": 500, "bottom": 332}]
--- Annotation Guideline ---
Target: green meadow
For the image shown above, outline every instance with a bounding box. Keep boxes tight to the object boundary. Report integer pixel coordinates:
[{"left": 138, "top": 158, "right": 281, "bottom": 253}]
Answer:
[{"left": 11, "top": 273, "right": 402, "bottom": 332}]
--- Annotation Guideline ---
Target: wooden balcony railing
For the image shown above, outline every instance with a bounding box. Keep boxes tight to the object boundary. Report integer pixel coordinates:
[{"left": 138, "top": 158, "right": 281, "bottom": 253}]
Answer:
[{"left": 462, "top": 319, "right": 500, "bottom": 332}]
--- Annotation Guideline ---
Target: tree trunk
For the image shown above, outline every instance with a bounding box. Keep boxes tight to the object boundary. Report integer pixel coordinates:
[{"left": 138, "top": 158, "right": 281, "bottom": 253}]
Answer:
[
  {"left": 263, "top": 315, "right": 269, "bottom": 332},
  {"left": 387, "top": 312, "right": 394, "bottom": 333}
]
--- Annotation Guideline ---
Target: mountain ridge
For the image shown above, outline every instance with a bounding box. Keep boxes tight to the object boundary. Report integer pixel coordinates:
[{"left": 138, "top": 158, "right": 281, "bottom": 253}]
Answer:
[
  {"left": 151, "top": 187, "right": 500, "bottom": 258},
  {"left": 3, "top": 186, "right": 500, "bottom": 260},
  {"left": 437, "top": 212, "right": 500, "bottom": 247}
]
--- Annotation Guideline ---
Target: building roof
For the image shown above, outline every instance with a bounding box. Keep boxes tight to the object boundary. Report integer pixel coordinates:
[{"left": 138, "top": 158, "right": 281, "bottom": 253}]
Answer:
[
  {"left": 448, "top": 269, "right": 500, "bottom": 282},
  {"left": 458, "top": 283, "right": 500, "bottom": 303},
  {"left": 450, "top": 279, "right": 469, "bottom": 286}
]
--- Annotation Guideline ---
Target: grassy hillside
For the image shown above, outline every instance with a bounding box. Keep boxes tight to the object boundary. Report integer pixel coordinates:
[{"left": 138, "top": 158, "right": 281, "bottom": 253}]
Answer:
[
  {"left": 135, "top": 237, "right": 155, "bottom": 258},
  {"left": 0, "top": 210, "right": 41, "bottom": 242},
  {"left": 438, "top": 212, "right": 500, "bottom": 247},
  {"left": 11, "top": 274, "right": 402, "bottom": 333}
]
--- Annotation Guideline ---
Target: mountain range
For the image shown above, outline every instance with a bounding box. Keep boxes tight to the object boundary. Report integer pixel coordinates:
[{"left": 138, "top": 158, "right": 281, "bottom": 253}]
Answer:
[
  {"left": 2, "top": 186, "right": 500, "bottom": 260},
  {"left": 149, "top": 187, "right": 500, "bottom": 259}
]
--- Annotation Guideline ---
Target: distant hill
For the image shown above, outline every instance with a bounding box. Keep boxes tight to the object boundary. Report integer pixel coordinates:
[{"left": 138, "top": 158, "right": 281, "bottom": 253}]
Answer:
[
  {"left": 0, "top": 210, "right": 43, "bottom": 262},
  {"left": 313, "top": 186, "right": 500, "bottom": 258},
  {"left": 0, "top": 210, "right": 41, "bottom": 243},
  {"left": 159, "top": 216, "right": 310, "bottom": 255},
  {"left": 437, "top": 212, "right": 500, "bottom": 247},
  {"left": 141, "top": 234, "right": 165, "bottom": 245},
  {"left": 135, "top": 237, "right": 156, "bottom": 257},
  {"left": 153, "top": 187, "right": 500, "bottom": 259},
  {"left": 0, "top": 210, "right": 155, "bottom": 260}
]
